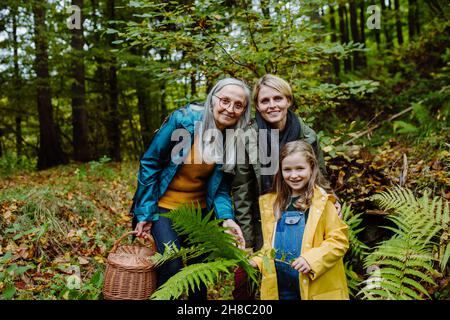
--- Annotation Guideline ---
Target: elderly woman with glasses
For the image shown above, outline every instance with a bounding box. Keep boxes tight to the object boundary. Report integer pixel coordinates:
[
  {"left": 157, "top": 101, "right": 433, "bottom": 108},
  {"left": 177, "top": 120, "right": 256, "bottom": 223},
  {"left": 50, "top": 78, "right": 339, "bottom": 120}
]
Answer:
[{"left": 130, "top": 78, "right": 251, "bottom": 300}]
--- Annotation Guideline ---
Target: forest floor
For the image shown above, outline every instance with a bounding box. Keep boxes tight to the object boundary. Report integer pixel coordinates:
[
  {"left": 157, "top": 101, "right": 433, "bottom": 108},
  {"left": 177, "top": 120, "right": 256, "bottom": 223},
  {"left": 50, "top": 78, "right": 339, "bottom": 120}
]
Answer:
[{"left": 0, "top": 138, "right": 448, "bottom": 299}]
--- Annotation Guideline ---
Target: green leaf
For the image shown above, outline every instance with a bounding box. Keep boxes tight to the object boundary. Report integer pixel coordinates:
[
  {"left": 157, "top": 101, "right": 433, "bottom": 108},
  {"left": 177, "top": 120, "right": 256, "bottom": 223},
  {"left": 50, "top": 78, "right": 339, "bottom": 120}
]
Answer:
[
  {"left": 106, "top": 28, "right": 119, "bottom": 34},
  {"left": 2, "top": 285, "right": 16, "bottom": 299},
  {"left": 392, "top": 120, "right": 419, "bottom": 134}
]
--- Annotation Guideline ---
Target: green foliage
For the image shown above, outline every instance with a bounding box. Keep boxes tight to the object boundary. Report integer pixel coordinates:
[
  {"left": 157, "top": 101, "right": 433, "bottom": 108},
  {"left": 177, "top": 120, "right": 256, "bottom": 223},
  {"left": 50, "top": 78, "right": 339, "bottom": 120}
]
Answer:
[
  {"left": 341, "top": 203, "right": 369, "bottom": 298},
  {"left": 358, "top": 187, "right": 449, "bottom": 300},
  {"left": 342, "top": 203, "right": 370, "bottom": 261},
  {"left": 0, "top": 152, "right": 35, "bottom": 179},
  {"left": 151, "top": 260, "right": 237, "bottom": 300},
  {"left": 0, "top": 252, "right": 35, "bottom": 300},
  {"left": 149, "top": 205, "right": 257, "bottom": 300},
  {"left": 118, "top": 0, "right": 378, "bottom": 117}
]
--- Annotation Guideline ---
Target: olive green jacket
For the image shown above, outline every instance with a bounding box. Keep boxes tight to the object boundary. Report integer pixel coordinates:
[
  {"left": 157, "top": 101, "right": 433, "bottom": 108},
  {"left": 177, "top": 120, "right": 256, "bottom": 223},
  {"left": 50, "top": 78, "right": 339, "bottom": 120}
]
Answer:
[{"left": 231, "top": 117, "right": 326, "bottom": 250}]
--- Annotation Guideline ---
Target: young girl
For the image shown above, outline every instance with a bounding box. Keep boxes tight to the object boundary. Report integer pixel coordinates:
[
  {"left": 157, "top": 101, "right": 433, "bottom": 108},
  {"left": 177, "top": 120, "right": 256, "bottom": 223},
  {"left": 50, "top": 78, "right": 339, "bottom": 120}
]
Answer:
[{"left": 250, "top": 140, "right": 349, "bottom": 300}]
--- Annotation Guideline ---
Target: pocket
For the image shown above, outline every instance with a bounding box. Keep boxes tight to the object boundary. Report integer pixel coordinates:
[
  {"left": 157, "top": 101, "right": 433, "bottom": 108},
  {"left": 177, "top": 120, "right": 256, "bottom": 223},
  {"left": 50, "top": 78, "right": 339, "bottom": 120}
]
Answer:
[
  {"left": 285, "top": 215, "right": 301, "bottom": 225},
  {"left": 261, "top": 273, "right": 278, "bottom": 300},
  {"left": 311, "top": 288, "right": 346, "bottom": 300}
]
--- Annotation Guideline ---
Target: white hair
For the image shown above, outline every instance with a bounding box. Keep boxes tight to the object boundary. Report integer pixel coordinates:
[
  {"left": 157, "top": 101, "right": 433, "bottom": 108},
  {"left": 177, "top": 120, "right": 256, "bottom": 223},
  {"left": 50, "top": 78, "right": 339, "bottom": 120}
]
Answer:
[{"left": 200, "top": 78, "right": 251, "bottom": 173}]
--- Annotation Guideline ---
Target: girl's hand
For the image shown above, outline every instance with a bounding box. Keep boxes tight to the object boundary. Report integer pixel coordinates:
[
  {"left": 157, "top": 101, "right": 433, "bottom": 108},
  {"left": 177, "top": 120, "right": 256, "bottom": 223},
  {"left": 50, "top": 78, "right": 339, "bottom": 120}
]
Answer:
[
  {"left": 135, "top": 221, "right": 152, "bottom": 238},
  {"left": 249, "top": 259, "right": 258, "bottom": 268},
  {"left": 291, "top": 256, "right": 311, "bottom": 274},
  {"left": 223, "top": 219, "right": 246, "bottom": 249}
]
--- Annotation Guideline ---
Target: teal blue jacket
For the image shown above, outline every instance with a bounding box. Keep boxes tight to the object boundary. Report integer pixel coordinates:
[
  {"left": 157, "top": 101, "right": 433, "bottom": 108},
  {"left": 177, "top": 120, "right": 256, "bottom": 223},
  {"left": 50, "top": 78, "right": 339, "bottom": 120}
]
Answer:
[{"left": 131, "top": 104, "right": 234, "bottom": 222}]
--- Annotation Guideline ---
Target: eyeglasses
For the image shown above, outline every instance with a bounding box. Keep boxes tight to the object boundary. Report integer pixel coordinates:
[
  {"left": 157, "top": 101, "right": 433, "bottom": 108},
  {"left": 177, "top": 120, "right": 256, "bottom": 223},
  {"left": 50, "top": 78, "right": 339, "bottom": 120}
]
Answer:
[{"left": 214, "top": 95, "right": 245, "bottom": 112}]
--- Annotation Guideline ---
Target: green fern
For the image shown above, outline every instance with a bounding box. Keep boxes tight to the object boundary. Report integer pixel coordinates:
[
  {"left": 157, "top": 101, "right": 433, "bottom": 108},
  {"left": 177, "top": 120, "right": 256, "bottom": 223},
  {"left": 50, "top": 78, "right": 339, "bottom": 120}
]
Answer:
[
  {"left": 358, "top": 187, "right": 449, "bottom": 300},
  {"left": 148, "top": 205, "right": 258, "bottom": 299},
  {"left": 341, "top": 203, "right": 369, "bottom": 298},
  {"left": 160, "top": 205, "right": 257, "bottom": 280},
  {"left": 150, "top": 243, "right": 205, "bottom": 268},
  {"left": 342, "top": 203, "right": 370, "bottom": 260},
  {"left": 151, "top": 259, "right": 237, "bottom": 300}
]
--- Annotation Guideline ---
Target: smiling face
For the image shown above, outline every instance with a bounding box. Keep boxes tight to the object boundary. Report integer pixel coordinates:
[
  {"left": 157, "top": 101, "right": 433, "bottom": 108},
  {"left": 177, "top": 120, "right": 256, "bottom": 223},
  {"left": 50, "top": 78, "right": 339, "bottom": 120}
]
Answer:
[
  {"left": 281, "top": 152, "right": 312, "bottom": 196},
  {"left": 255, "top": 85, "right": 291, "bottom": 130},
  {"left": 212, "top": 84, "right": 247, "bottom": 131}
]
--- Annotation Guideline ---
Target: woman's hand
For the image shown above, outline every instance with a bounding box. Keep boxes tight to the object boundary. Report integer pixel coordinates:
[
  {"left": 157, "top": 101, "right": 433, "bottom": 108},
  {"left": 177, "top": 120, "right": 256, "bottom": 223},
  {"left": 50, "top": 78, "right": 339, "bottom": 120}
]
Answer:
[
  {"left": 135, "top": 221, "right": 152, "bottom": 238},
  {"left": 291, "top": 256, "right": 311, "bottom": 274},
  {"left": 222, "top": 219, "right": 246, "bottom": 249}
]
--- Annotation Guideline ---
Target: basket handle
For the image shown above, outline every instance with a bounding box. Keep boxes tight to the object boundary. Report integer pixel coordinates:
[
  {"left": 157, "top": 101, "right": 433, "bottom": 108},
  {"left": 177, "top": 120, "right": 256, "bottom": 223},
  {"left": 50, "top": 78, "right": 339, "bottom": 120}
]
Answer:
[{"left": 110, "top": 231, "right": 155, "bottom": 253}]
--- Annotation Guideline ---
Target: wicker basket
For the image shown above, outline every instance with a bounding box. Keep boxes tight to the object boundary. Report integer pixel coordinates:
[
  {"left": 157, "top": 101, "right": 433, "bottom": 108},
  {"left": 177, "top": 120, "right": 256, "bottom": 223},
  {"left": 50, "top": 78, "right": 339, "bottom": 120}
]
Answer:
[{"left": 103, "top": 231, "right": 157, "bottom": 300}]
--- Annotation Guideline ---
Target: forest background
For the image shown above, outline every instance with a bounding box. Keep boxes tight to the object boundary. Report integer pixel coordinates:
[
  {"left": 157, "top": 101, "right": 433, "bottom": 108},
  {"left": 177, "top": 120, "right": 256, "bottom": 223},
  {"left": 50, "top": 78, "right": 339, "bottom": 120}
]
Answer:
[{"left": 0, "top": 0, "right": 448, "bottom": 300}]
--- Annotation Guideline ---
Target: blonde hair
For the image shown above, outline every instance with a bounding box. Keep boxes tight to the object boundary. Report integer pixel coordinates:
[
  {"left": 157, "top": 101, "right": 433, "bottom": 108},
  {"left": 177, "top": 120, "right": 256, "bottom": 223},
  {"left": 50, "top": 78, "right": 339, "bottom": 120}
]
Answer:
[
  {"left": 272, "top": 140, "right": 332, "bottom": 219},
  {"left": 252, "top": 74, "right": 293, "bottom": 108}
]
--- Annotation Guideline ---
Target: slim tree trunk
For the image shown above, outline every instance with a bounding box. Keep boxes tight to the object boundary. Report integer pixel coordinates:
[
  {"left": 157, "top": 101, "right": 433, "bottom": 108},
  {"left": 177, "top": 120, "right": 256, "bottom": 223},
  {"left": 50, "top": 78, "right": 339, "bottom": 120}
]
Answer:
[
  {"left": 12, "top": 5, "right": 22, "bottom": 156},
  {"left": 381, "top": 0, "right": 393, "bottom": 50},
  {"left": 408, "top": 0, "right": 417, "bottom": 41},
  {"left": 339, "top": 3, "right": 351, "bottom": 72},
  {"left": 90, "top": 0, "right": 107, "bottom": 159},
  {"left": 71, "top": 0, "right": 90, "bottom": 162},
  {"left": 329, "top": 4, "right": 340, "bottom": 78},
  {"left": 32, "top": 1, "right": 67, "bottom": 169},
  {"left": 160, "top": 81, "right": 167, "bottom": 123},
  {"left": 415, "top": 0, "right": 420, "bottom": 35},
  {"left": 359, "top": 0, "right": 367, "bottom": 67},
  {"left": 349, "top": 0, "right": 361, "bottom": 69},
  {"left": 190, "top": 72, "right": 197, "bottom": 97},
  {"left": 136, "top": 76, "right": 152, "bottom": 149},
  {"left": 394, "top": 0, "right": 404, "bottom": 45},
  {"left": 106, "top": 0, "right": 121, "bottom": 161}
]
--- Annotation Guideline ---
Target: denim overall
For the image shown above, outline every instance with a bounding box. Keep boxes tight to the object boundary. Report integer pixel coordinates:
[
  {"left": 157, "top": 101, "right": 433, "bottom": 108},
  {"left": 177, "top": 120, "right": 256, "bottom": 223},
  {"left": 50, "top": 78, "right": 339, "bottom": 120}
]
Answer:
[{"left": 274, "top": 208, "right": 307, "bottom": 300}]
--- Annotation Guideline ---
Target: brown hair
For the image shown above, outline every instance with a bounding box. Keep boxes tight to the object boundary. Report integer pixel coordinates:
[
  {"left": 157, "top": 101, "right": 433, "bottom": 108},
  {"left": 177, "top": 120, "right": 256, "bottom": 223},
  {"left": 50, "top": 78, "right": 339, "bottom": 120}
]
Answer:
[
  {"left": 252, "top": 74, "right": 293, "bottom": 108},
  {"left": 272, "top": 140, "right": 332, "bottom": 219}
]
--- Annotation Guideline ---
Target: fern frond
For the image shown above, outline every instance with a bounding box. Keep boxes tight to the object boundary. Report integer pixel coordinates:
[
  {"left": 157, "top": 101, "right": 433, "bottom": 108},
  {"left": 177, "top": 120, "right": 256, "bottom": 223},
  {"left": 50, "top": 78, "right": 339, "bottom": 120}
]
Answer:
[
  {"left": 345, "top": 261, "right": 363, "bottom": 298},
  {"left": 150, "top": 243, "right": 205, "bottom": 267},
  {"left": 161, "top": 205, "right": 246, "bottom": 260},
  {"left": 160, "top": 204, "right": 258, "bottom": 290},
  {"left": 359, "top": 187, "right": 447, "bottom": 300},
  {"left": 150, "top": 259, "right": 237, "bottom": 300},
  {"left": 342, "top": 203, "right": 369, "bottom": 259},
  {"left": 441, "top": 242, "right": 450, "bottom": 272}
]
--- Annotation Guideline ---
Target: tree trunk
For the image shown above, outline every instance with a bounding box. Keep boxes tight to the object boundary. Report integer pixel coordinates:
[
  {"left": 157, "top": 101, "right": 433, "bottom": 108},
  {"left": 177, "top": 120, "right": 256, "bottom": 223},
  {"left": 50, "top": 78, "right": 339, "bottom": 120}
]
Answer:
[
  {"left": 408, "top": 0, "right": 417, "bottom": 41},
  {"left": 381, "top": 0, "right": 393, "bottom": 50},
  {"left": 160, "top": 81, "right": 167, "bottom": 123},
  {"left": 349, "top": 0, "right": 361, "bottom": 69},
  {"left": 415, "top": 0, "right": 420, "bottom": 35},
  {"left": 339, "top": 3, "right": 351, "bottom": 72},
  {"left": 32, "top": 1, "right": 67, "bottom": 169},
  {"left": 71, "top": 0, "right": 90, "bottom": 162},
  {"left": 329, "top": 4, "right": 340, "bottom": 78},
  {"left": 260, "top": 0, "right": 270, "bottom": 19},
  {"left": 12, "top": 5, "right": 22, "bottom": 156},
  {"left": 394, "top": 0, "right": 404, "bottom": 45},
  {"left": 136, "top": 76, "right": 152, "bottom": 149},
  {"left": 106, "top": 0, "right": 121, "bottom": 161},
  {"left": 90, "top": 0, "right": 107, "bottom": 159},
  {"left": 359, "top": 0, "right": 367, "bottom": 67},
  {"left": 190, "top": 72, "right": 197, "bottom": 97}
]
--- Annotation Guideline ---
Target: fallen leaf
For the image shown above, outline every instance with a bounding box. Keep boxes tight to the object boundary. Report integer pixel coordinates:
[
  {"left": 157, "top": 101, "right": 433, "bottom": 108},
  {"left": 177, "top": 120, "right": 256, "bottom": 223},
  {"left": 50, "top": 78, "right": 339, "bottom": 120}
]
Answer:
[{"left": 78, "top": 257, "right": 89, "bottom": 265}]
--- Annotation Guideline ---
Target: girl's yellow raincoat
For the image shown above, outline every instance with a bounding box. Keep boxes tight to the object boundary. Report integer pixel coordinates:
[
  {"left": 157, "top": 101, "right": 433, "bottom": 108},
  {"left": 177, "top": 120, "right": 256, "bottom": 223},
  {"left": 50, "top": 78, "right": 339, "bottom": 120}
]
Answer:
[{"left": 253, "top": 186, "right": 350, "bottom": 300}]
